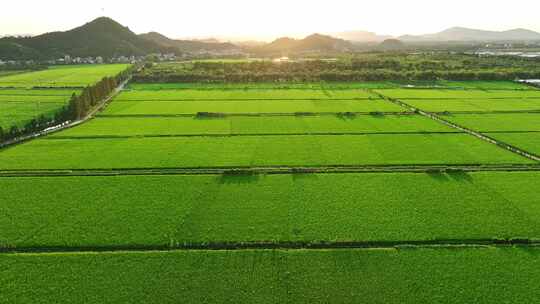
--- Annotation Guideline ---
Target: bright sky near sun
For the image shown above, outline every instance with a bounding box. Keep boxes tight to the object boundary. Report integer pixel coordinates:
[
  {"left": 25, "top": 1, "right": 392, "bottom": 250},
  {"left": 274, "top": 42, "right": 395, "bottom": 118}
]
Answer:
[{"left": 2, "top": 0, "right": 540, "bottom": 40}]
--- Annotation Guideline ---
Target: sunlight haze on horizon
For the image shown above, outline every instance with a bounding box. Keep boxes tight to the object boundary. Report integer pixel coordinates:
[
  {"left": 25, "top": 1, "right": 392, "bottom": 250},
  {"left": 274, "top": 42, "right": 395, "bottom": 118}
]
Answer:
[{"left": 2, "top": 0, "right": 540, "bottom": 40}]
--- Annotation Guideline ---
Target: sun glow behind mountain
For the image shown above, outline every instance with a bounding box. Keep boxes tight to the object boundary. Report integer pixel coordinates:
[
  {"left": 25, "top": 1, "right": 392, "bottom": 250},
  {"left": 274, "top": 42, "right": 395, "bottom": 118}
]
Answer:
[{"left": 1, "top": 0, "right": 540, "bottom": 40}]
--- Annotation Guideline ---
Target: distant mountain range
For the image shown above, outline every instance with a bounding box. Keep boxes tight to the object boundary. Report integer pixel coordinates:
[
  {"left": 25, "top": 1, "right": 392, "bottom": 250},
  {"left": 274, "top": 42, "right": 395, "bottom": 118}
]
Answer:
[
  {"left": 2, "top": 17, "right": 540, "bottom": 60},
  {"left": 0, "top": 17, "right": 240, "bottom": 60},
  {"left": 138, "top": 32, "right": 239, "bottom": 53},
  {"left": 331, "top": 31, "right": 392, "bottom": 43},
  {"left": 0, "top": 18, "right": 162, "bottom": 60},
  {"left": 258, "top": 34, "right": 355, "bottom": 54},
  {"left": 399, "top": 27, "right": 540, "bottom": 42}
]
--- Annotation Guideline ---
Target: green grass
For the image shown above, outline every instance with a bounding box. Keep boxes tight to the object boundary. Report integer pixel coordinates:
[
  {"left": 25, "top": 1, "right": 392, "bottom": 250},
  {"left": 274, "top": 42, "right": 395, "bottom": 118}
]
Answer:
[
  {"left": 117, "top": 89, "right": 378, "bottom": 100},
  {"left": 446, "top": 113, "right": 540, "bottom": 132},
  {"left": 377, "top": 89, "right": 540, "bottom": 99},
  {"left": 0, "top": 172, "right": 539, "bottom": 248},
  {"left": 0, "top": 133, "right": 530, "bottom": 170},
  {"left": 101, "top": 99, "right": 405, "bottom": 115},
  {"left": 488, "top": 132, "right": 540, "bottom": 155},
  {"left": 402, "top": 98, "right": 540, "bottom": 112},
  {"left": 0, "top": 64, "right": 130, "bottom": 88},
  {"left": 54, "top": 115, "right": 454, "bottom": 137},
  {"left": 1, "top": 247, "right": 539, "bottom": 303}
]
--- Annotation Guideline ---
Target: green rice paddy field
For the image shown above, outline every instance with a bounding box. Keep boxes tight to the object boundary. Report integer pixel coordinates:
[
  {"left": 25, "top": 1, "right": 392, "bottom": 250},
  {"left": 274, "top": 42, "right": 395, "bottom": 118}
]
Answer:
[
  {"left": 0, "top": 172, "right": 539, "bottom": 249},
  {"left": 53, "top": 115, "right": 454, "bottom": 137},
  {"left": 0, "top": 65, "right": 130, "bottom": 131},
  {"left": 0, "top": 133, "right": 530, "bottom": 170},
  {"left": 2, "top": 247, "right": 539, "bottom": 304},
  {"left": 0, "top": 89, "right": 74, "bottom": 128},
  {"left": 1, "top": 81, "right": 540, "bottom": 303},
  {"left": 0, "top": 64, "right": 130, "bottom": 88},
  {"left": 102, "top": 99, "right": 405, "bottom": 115},
  {"left": 446, "top": 113, "right": 540, "bottom": 132}
]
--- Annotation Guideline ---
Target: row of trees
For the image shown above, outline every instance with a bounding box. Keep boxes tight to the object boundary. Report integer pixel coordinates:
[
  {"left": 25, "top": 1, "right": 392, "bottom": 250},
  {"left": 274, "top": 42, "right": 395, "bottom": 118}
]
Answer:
[
  {"left": 134, "top": 69, "right": 540, "bottom": 83},
  {"left": 134, "top": 54, "right": 540, "bottom": 83},
  {"left": 0, "top": 68, "right": 131, "bottom": 144}
]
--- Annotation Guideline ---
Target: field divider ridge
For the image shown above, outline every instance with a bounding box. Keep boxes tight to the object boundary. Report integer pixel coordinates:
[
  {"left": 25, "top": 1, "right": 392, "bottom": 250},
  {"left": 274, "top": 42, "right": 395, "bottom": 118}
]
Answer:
[
  {"left": 45, "top": 131, "right": 465, "bottom": 140},
  {"left": 0, "top": 164, "right": 539, "bottom": 177},
  {"left": 96, "top": 111, "right": 413, "bottom": 118},
  {"left": 1, "top": 239, "right": 539, "bottom": 255}
]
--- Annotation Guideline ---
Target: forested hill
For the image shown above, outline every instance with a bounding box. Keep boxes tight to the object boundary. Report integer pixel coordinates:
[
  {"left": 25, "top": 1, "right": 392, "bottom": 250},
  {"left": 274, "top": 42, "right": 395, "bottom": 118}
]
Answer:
[{"left": 0, "top": 17, "right": 166, "bottom": 60}]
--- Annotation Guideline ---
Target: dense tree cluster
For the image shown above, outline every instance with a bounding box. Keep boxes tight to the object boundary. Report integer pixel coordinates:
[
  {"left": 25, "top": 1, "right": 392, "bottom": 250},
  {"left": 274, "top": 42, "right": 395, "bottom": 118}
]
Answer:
[{"left": 134, "top": 53, "right": 540, "bottom": 83}]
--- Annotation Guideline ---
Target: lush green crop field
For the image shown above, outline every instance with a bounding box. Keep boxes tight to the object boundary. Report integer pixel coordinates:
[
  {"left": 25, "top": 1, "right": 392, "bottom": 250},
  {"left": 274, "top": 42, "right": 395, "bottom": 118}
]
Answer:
[
  {"left": 436, "top": 81, "right": 534, "bottom": 90},
  {"left": 0, "top": 247, "right": 540, "bottom": 304},
  {"left": 0, "top": 64, "right": 130, "bottom": 88},
  {"left": 0, "top": 89, "right": 75, "bottom": 128},
  {"left": 446, "top": 113, "right": 540, "bottom": 132},
  {"left": 117, "top": 89, "right": 378, "bottom": 100},
  {"left": 0, "top": 70, "right": 30, "bottom": 78},
  {"left": 0, "top": 88, "right": 77, "bottom": 96},
  {"left": 488, "top": 132, "right": 540, "bottom": 155},
  {"left": 0, "top": 94, "right": 71, "bottom": 103},
  {"left": 402, "top": 98, "right": 540, "bottom": 112},
  {"left": 0, "top": 134, "right": 530, "bottom": 170},
  {"left": 0, "top": 102, "right": 66, "bottom": 129},
  {"left": 0, "top": 172, "right": 539, "bottom": 248},
  {"left": 102, "top": 99, "right": 405, "bottom": 115},
  {"left": 377, "top": 89, "right": 540, "bottom": 99},
  {"left": 55, "top": 115, "right": 454, "bottom": 137},
  {"left": 1, "top": 247, "right": 539, "bottom": 304}
]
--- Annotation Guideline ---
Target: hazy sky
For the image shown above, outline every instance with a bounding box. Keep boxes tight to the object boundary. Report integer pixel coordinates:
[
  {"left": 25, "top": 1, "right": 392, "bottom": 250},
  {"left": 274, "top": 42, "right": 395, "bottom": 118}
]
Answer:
[{"left": 2, "top": 0, "right": 540, "bottom": 40}]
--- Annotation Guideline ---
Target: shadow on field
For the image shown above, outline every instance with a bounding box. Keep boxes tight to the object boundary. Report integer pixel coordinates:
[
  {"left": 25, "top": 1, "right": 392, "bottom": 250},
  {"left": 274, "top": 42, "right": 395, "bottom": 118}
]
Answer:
[
  {"left": 427, "top": 172, "right": 451, "bottom": 182},
  {"left": 219, "top": 174, "right": 260, "bottom": 184},
  {"left": 447, "top": 171, "right": 474, "bottom": 183}
]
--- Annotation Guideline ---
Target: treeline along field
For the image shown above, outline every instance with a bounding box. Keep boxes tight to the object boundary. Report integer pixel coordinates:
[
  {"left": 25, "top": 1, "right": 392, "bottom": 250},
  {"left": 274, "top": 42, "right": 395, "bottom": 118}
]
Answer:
[{"left": 135, "top": 53, "right": 540, "bottom": 83}]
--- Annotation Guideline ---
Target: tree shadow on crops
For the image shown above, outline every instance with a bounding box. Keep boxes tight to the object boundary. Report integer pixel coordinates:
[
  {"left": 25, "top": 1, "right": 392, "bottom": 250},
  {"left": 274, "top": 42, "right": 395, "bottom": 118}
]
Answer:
[
  {"left": 426, "top": 172, "right": 451, "bottom": 182},
  {"left": 447, "top": 171, "right": 474, "bottom": 183}
]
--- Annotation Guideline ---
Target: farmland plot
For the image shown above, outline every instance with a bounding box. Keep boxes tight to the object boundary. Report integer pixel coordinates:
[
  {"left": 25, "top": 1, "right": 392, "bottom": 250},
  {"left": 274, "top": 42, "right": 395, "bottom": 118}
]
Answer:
[
  {"left": 402, "top": 98, "right": 540, "bottom": 112},
  {"left": 101, "top": 99, "right": 405, "bottom": 115},
  {"left": 0, "top": 89, "right": 75, "bottom": 128},
  {"left": 377, "top": 89, "right": 540, "bottom": 99},
  {"left": 1, "top": 248, "right": 539, "bottom": 304},
  {"left": 117, "top": 89, "right": 378, "bottom": 100},
  {"left": 488, "top": 132, "right": 540, "bottom": 156},
  {"left": 0, "top": 133, "right": 530, "bottom": 170},
  {"left": 445, "top": 113, "right": 540, "bottom": 132},
  {"left": 54, "top": 115, "right": 455, "bottom": 138},
  {"left": 0, "top": 64, "right": 130, "bottom": 88},
  {"left": 0, "top": 172, "right": 539, "bottom": 248}
]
